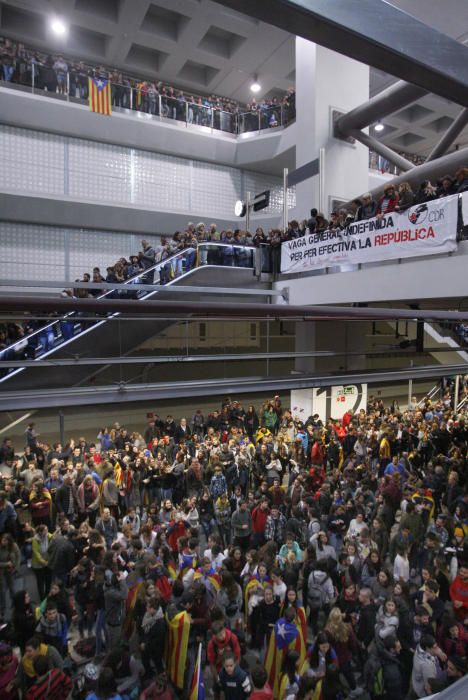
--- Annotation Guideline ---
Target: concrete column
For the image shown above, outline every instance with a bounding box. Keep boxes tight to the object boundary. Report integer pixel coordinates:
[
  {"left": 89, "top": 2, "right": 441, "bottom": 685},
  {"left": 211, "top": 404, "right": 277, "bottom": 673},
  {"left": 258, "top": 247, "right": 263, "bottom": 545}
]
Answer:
[
  {"left": 294, "top": 38, "right": 370, "bottom": 219},
  {"left": 295, "top": 320, "right": 316, "bottom": 374}
]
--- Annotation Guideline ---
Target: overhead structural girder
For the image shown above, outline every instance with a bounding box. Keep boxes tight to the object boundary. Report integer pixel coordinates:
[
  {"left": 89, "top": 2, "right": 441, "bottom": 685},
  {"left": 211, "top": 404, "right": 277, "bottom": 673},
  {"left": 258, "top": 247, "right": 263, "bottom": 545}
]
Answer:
[
  {"left": 213, "top": 0, "right": 468, "bottom": 107},
  {"left": 349, "top": 145, "right": 468, "bottom": 204},
  {"left": 426, "top": 108, "right": 468, "bottom": 162},
  {"left": 348, "top": 129, "right": 414, "bottom": 172},
  {"left": 336, "top": 81, "right": 427, "bottom": 135},
  {"left": 2, "top": 295, "right": 468, "bottom": 323},
  {"left": 0, "top": 345, "right": 462, "bottom": 368},
  {"left": 1, "top": 363, "right": 467, "bottom": 410}
]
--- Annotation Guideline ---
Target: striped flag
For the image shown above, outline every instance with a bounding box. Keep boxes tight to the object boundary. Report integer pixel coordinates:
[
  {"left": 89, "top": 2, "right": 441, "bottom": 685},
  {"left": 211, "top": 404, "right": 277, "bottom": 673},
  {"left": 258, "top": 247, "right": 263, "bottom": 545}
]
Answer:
[
  {"left": 165, "top": 610, "right": 191, "bottom": 690},
  {"left": 189, "top": 643, "right": 205, "bottom": 700},
  {"left": 88, "top": 77, "right": 112, "bottom": 115},
  {"left": 264, "top": 617, "right": 306, "bottom": 699},
  {"left": 193, "top": 566, "right": 222, "bottom": 594}
]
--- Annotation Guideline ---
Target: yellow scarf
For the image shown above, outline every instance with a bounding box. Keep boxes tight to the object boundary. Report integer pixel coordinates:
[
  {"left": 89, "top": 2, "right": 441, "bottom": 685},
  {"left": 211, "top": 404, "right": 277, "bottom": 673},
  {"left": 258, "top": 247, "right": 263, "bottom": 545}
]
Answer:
[{"left": 23, "top": 643, "right": 48, "bottom": 677}]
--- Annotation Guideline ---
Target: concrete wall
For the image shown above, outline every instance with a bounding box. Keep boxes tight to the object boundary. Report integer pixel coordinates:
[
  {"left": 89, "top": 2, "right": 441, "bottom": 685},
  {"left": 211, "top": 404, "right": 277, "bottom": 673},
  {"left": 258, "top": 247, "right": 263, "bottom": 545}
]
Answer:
[
  {"left": 0, "top": 85, "right": 295, "bottom": 175},
  {"left": 276, "top": 241, "right": 468, "bottom": 304}
]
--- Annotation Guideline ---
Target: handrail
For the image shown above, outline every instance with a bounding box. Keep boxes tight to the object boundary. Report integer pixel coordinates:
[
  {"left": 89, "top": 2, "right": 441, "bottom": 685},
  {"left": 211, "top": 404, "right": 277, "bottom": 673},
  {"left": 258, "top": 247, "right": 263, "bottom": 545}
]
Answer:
[
  {"left": 0, "top": 247, "right": 190, "bottom": 362},
  {"left": 416, "top": 384, "right": 440, "bottom": 408},
  {"left": 2, "top": 68, "right": 295, "bottom": 136},
  {"left": 0, "top": 243, "right": 258, "bottom": 372}
]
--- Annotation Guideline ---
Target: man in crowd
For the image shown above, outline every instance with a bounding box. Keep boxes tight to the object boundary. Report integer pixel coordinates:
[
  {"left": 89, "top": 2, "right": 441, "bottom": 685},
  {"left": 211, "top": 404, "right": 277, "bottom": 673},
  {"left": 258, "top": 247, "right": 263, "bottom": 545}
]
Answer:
[{"left": 0, "top": 386, "right": 466, "bottom": 698}]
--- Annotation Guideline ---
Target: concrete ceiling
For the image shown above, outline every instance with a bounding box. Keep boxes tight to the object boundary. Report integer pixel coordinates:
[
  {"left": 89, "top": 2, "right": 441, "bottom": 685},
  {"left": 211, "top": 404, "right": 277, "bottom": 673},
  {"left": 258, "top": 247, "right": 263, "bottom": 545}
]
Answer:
[
  {"left": 0, "top": 0, "right": 295, "bottom": 103},
  {"left": 0, "top": 0, "right": 467, "bottom": 157},
  {"left": 370, "top": 0, "right": 468, "bottom": 157}
]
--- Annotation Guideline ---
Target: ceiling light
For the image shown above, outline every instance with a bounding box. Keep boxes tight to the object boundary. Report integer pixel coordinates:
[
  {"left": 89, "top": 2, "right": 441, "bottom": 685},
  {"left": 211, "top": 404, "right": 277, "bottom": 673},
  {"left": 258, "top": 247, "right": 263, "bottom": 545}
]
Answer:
[
  {"left": 50, "top": 17, "right": 68, "bottom": 37},
  {"left": 374, "top": 122, "right": 385, "bottom": 132},
  {"left": 250, "top": 75, "right": 261, "bottom": 93}
]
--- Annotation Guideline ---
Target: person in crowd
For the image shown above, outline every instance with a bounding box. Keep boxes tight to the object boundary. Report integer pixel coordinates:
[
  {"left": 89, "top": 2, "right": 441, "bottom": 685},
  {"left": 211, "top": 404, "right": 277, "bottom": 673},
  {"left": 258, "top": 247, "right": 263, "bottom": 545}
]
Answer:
[
  {"left": 0, "top": 386, "right": 466, "bottom": 697},
  {"left": 360, "top": 193, "right": 378, "bottom": 219},
  {"left": 377, "top": 183, "right": 399, "bottom": 215},
  {"left": 395, "top": 182, "right": 415, "bottom": 211}
]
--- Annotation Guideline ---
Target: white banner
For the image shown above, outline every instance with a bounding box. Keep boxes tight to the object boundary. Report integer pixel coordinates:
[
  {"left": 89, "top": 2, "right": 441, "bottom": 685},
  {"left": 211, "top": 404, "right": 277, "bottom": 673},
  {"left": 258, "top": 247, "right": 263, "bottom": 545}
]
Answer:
[
  {"left": 291, "top": 384, "right": 367, "bottom": 423},
  {"left": 461, "top": 191, "right": 468, "bottom": 228},
  {"left": 281, "top": 194, "right": 459, "bottom": 274}
]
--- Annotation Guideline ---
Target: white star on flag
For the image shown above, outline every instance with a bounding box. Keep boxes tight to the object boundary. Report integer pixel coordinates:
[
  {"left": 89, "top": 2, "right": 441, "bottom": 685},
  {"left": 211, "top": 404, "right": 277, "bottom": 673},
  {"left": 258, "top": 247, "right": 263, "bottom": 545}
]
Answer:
[
  {"left": 276, "top": 623, "right": 287, "bottom": 639},
  {"left": 97, "top": 80, "right": 104, "bottom": 88}
]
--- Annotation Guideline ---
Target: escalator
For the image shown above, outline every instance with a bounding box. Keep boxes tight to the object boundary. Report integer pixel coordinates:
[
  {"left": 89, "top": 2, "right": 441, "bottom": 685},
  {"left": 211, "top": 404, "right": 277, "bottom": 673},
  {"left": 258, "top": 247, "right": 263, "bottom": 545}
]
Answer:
[{"left": 0, "top": 243, "right": 270, "bottom": 393}]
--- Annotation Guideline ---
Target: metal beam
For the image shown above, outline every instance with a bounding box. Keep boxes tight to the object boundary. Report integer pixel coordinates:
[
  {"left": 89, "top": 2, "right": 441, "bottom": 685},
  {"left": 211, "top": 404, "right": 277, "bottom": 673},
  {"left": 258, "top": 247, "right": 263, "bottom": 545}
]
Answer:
[
  {"left": 0, "top": 345, "right": 464, "bottom": 369},
  {"left": 349, "top": 129, "right": 414, "bottom": 172},
  {"left": 426, "top": 108, "right": 468, "bottom": 162},
  {"left": 1, "top": 363, "right": 467, "bottom": 410},
  {"left": 213, "top": 0, "right": 468, "bottom": 107},
  {"left": 355, "top": 147, "right": 468, "bottom": 204},
  {"left": 2, "top": 295, "right": 468, "bottom": 323},
  {"left": 0, "top": 280, "right": 286, "bottom": 299},
  {"left": 336, "top": 81, "right": 427, "bottom": 135}
]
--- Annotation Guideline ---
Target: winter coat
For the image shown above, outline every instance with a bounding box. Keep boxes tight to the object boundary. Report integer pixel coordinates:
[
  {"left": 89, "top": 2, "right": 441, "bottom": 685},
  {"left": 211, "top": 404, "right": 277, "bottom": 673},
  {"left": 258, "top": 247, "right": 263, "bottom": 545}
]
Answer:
[
  {"left": 411, "top": 644, "right": 439, "bottom": 698},
  {"left": 47, "top": 535, "right": 75, "bottom": 577},
  {"left": 379, "top": 646, "right": 404, "bottom": 700},
  {"left": 375, "top": 607, "right": 399, "bottom": 640},
  {"left": 77, "top": 480, "right": 100, "bottom": 512}
]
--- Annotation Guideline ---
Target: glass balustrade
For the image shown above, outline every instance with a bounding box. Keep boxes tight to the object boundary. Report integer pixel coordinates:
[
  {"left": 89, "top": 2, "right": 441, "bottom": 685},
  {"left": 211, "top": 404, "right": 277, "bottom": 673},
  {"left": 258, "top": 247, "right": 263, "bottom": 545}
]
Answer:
[
  {"left": 0, "top": 243, "right": 257, "bottom": 371},
  {"left": 1, "top": 65, "right": 295, "bottom": 135}
]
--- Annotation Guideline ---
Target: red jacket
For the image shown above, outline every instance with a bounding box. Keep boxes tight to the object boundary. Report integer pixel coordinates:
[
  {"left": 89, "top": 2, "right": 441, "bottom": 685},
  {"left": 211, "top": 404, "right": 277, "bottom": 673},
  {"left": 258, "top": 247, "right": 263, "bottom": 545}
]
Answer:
[
  {"left": 250, "top": 687, "right": 274, "bottom": 700},
  {"left": 335, "top": 425, "right": 347, "bottom": 442},
  {"left": 207, "top": 628, "right": 241, "bottom": 671},
  {"left": 450, "top": 575, "right": 468, "bottom": 620},
  {"left": 377, "top": 193, "right": 399, "bottom": 214},
  {"left": 167, "top": 520, "right": 190, "bottom": 552},
  {"left": 342, "top": 411, "right": 353, "bottom": 429},
  {"left": 251, "top": 506, "right": 269, "bottom": 534},
  {"left": 310, "top": 441, "right": 324, "bottom": 466}
]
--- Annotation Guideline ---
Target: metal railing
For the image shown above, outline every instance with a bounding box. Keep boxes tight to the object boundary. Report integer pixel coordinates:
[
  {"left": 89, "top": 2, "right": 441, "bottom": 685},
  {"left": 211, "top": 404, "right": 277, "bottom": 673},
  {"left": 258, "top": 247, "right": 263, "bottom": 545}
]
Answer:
[
  {"left": 1, "top": 65, "right": 295, "bottom": 136},
  {"left": 416, "top": 384, "right": 441, "bottom": 408},
  {"left": 0, "top": 242, "right": 257, "bottom": 375}
]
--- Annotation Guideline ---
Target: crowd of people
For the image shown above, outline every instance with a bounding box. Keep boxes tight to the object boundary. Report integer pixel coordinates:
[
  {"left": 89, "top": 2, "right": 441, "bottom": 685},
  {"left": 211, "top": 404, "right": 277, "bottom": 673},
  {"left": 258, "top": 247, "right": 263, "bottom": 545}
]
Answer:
[
  {"left": 0, "top": 229, "right": 256, "bottom": 362},
  {"left": 0, "top": 37, "right": 296, "bottom": 133},
  {"left": 2, "top": 161, "right": 468, "bottom": 361},
  {"left": 0, "top": 386, "right": 466, "bottom": 699}
]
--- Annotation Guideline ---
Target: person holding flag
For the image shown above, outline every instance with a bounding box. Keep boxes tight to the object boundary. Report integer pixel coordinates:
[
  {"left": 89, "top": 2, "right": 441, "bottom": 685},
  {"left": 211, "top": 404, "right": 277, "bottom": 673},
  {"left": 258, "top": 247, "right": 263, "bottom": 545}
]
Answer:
[
  {"left": 178, "top": 536, "right": 198, "bottom": 586},
  {"left": 207, "top": 619, "right": 241, "bottom": 698},
  {"left": 193, "top": 557, "right": 222, "bottom": 599},
  {"left": 280, "top": 588, "right": 308, "bottom": 646},
  {"left": 165, "top": 593, "right": 193, "bottom": 692},
  {"left": 190, "top": 642, "right": 205, "bottom": 700},
  {"left": 264, "top": 607, "right": 306, "bottom": 699}
]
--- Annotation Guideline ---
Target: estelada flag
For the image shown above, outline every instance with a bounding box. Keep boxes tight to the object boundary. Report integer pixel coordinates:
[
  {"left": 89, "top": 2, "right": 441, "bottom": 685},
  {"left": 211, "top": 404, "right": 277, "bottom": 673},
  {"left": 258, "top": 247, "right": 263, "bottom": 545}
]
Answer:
[
  {"left": 244, "top": 574, "right": 272, "bottom": 619},
  {"left": 189, "top": 643, "right": 205, "bottom": 700},
  {"left": 264, "top": 617, "right": 306, "bottom": 699},
  {"left": 165, "top": 610, "right": 191, "bottom": 689},
  {"left": 193, "top": 566, "right": 221, "bottom": 594},
  {"left": 88, "top": 77, "right": 112, "bottom": 115},
  {"left": 167, "top": 561, "right": 178, "bottom": 581}
]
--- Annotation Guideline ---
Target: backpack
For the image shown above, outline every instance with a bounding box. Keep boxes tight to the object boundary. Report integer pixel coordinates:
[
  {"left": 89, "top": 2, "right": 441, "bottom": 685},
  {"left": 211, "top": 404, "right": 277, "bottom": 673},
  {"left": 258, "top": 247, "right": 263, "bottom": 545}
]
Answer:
[
  {"left": 307, "top": 572, "right": 329, "bottom": 610},
  {"left": 73, "top": 636, "right": 96, "bottom": 659},
  {"left": 363, "top": 651, "right": 385, "bottom": 697}
]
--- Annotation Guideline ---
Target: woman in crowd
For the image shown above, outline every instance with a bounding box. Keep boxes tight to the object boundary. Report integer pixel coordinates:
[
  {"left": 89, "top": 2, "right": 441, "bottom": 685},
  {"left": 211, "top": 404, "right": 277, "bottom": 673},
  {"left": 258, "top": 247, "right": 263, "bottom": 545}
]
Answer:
[{"left": 0, "top": 388, "right": 465, "bottom": 698}]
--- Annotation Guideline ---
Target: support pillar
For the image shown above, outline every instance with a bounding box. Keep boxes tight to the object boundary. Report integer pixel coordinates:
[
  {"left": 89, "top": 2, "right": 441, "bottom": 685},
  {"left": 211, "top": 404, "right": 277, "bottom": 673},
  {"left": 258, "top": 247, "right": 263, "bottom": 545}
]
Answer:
[{"left": 294, "top": 39, "right": 370, "bottom": 220}]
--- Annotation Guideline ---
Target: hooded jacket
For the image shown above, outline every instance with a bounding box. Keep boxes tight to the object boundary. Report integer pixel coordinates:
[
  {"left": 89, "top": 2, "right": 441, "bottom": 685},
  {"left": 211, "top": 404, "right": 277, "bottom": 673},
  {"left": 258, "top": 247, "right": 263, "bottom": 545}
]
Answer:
[
  {"left": 379, "top": 646, "right": 403, "bottom": 700},
  {"left": 411, "top": 644, "right": 439, "bottom": 698}
]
